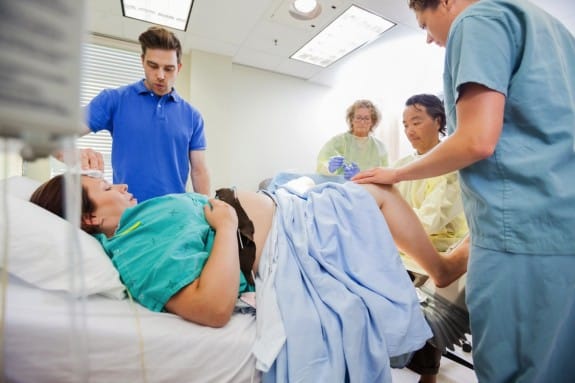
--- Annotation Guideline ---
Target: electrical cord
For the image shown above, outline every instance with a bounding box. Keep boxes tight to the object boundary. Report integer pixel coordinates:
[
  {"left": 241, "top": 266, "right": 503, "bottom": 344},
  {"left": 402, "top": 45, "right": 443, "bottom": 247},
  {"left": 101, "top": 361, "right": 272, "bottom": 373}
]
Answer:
[{"left": 126, "top": 289, "right": 149, "bottom": 383}]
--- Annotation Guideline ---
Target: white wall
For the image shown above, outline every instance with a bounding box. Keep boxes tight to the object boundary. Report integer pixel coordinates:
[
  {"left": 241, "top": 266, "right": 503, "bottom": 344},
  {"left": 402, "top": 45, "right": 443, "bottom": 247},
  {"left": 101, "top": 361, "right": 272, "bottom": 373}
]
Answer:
[
  {"left": 189, "top": 49, "right": 338, "bottom": 191},
  {"left": 188, "top": 50, "right": 234, "bottom": 191},
  {"left": 226, "top": 65, "right": 332, "bottom": 190},
  {"left": 0, "top": 140, "right": 23, "bottom": 180}
]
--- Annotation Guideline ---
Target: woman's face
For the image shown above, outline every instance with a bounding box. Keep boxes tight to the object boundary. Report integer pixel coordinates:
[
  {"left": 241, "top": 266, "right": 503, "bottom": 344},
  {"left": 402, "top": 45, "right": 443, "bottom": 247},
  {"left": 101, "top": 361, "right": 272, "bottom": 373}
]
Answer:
[
  {"left": 351, "top": 107, "right": 374, "bottom": 137},
  {"left": 81, "top": 176, "right": 137, "bottom": 236},
  {"left": 402, "top": 103, "right": 441, "bottom": 154}
]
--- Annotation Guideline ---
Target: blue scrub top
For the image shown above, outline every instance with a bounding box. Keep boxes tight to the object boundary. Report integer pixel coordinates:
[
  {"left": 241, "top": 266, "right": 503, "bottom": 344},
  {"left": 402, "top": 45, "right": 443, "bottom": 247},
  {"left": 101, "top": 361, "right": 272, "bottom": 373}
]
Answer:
[{"left": 443, "top": 0, "right": 575, "bottom": 254}]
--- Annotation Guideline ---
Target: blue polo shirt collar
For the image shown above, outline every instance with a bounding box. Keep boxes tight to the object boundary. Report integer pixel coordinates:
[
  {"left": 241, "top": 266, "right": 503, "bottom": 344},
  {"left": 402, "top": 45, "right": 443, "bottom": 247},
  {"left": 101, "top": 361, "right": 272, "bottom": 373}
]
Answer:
[{"left": 134, "top": 79, "right": 181, "bottom": 102}]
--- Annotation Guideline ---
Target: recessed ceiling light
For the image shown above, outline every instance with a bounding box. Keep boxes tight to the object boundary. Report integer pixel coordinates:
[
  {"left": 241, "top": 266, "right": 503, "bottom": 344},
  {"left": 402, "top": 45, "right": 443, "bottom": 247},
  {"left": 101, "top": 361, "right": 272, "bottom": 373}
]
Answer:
[
  {"left": 294, "top": 0, "right": 318, "bottom": 13},
  {"left": 121, "top": 0, "right": 194, "bottom": 31},
  {"left": 289, "top": 0, "right": 322, "bottom": 21},
  {"left": 291, "top": 5, "right": 396, "bottom": 67}
]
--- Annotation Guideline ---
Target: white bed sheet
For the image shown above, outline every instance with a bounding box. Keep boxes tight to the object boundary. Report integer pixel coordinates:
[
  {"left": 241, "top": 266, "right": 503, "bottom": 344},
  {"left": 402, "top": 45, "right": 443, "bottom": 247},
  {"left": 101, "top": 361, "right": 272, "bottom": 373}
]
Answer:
[{"left": 4, "top": 275, "right": 260, "bottom": 383}]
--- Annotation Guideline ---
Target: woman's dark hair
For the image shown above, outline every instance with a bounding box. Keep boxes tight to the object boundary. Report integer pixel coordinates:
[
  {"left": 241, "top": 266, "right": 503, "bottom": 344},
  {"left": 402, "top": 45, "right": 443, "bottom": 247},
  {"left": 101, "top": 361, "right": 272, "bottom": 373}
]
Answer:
[
  {"left": 139, "top": 26, "right": 183, "bottom": 64},
  {"left": 29, "top": 175, "right": 101, "bottom": 234},
  {"left": 405, "top": 93, "right": 447, "bottom": 136}
]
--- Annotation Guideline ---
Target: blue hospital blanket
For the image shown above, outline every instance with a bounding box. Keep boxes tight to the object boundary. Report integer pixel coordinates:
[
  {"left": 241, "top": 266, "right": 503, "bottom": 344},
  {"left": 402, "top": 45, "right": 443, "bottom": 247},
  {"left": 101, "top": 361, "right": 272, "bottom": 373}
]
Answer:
[{"left": 263, "top": 181, "right": 432, "bottom": 383}]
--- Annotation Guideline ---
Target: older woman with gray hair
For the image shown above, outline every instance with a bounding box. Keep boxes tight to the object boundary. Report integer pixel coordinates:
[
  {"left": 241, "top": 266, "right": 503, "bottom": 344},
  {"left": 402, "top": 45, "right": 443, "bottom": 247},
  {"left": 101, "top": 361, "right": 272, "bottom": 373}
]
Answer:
[{"left": 316, "top": 99, "right": 388, "bottom": 180}]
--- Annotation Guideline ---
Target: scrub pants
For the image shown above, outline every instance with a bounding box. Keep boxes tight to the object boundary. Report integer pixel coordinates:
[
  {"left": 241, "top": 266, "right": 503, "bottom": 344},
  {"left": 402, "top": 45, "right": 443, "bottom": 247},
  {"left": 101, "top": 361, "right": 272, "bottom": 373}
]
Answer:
[{"left": 466, "top": 245, "right": 575, "bottom": 383}]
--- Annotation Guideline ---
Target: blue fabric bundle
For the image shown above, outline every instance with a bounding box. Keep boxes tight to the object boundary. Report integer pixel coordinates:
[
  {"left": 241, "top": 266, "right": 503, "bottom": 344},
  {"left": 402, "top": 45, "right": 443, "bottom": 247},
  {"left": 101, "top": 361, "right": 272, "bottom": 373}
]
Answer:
[{"left": 264, "top": 181, "right": 431, "bottom": 383}]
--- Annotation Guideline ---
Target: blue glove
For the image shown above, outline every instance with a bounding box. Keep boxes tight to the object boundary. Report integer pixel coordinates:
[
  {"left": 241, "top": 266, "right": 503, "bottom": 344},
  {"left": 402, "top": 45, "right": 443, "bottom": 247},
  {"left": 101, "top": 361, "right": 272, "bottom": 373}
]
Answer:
[
  {"left": 343, "top": 162, "right": 360, "bottom": 180},
  {"left": 328, "top": 156, "right": 345, "bottom": 173}
]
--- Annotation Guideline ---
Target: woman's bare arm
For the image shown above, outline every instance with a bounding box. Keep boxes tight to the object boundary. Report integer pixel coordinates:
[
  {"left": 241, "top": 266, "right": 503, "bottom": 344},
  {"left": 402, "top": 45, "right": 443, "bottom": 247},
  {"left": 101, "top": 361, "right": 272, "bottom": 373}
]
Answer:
[{"left": 164, "top": 199, "right": 240, "bottom": 327}]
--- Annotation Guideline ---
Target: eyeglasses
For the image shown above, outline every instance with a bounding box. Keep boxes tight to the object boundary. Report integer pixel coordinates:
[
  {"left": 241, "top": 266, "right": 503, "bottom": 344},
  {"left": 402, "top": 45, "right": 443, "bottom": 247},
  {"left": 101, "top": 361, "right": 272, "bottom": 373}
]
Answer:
[{"left": 353, "top": 116, "right": 372, "bottom": 122}]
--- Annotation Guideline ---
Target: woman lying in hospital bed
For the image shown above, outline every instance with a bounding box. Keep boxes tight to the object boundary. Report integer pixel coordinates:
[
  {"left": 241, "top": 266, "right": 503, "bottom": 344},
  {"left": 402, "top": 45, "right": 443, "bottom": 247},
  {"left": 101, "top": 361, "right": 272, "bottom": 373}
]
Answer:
[{"left": 30, "top": 174, "right": 468, "bottom": 381}]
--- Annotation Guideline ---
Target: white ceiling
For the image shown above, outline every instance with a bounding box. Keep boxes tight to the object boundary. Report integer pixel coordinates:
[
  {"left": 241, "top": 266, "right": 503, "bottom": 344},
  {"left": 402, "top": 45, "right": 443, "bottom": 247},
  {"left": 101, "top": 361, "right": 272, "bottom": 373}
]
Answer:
[{"left": 87, "top": 0, "right": 575, "bottom": 83}]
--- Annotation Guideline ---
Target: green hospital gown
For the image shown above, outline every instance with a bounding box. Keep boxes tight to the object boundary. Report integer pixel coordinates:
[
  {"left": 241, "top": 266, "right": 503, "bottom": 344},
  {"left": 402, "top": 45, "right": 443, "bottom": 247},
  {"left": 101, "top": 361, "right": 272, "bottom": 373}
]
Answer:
[{"left": 95, "top": 193, "right": 253, "bottom": 312}]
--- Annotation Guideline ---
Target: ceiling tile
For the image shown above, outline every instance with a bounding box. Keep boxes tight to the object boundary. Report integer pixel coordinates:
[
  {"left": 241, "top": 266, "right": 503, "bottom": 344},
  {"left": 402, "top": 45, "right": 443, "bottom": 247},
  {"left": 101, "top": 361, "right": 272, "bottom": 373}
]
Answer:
[{"left": 84, "top": 0, "right": 575, "bottom": 82}]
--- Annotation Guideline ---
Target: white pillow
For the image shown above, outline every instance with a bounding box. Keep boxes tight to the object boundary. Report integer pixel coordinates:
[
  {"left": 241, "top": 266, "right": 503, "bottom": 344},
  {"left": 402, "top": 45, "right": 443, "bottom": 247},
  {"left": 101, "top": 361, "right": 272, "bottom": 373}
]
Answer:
[
  {"left": 1, "top": 175, "right": 42, "bottom": 200},
  {"left": 0, "top": 176, "right": 125, "bottom": 299}
]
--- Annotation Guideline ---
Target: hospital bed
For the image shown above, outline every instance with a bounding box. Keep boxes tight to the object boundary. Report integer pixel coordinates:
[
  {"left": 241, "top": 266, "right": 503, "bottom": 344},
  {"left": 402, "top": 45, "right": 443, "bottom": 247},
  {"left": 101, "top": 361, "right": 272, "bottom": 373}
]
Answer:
[
  {"left": 4, "top": 275, "right": 258, "bottom": 383},
  {"left": 1, "top": 174, "right": 471, "bottom": 382},
  {"left": 0, "top": 176, "right": 259, "bottom": 383}
]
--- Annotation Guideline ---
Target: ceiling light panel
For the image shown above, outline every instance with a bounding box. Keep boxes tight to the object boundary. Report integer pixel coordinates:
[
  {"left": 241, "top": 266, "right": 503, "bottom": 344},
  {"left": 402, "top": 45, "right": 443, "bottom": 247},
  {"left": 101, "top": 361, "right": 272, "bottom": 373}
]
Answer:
[
  {"left": 122, "top": 0, "right": 194, "bottom": 31},
  {"left": 291, "top": 5, "right": 396, "bottom": 67}
]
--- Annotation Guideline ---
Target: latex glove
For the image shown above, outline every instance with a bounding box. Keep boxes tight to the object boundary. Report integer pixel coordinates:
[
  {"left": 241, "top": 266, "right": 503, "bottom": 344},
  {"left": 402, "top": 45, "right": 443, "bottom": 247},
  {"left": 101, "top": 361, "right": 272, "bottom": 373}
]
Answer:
[
  {"left": 343, "top": 162, "right": 360, "bottom": 180},
  {"left": 328, "top": 156, "right": 345, "bottom": 173}
]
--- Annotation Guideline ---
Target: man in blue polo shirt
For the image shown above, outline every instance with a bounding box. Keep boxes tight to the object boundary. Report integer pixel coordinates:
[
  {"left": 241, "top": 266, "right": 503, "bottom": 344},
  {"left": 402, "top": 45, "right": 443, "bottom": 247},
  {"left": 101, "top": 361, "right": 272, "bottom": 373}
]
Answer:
[{"left": 80, "top": 26, "right": 210, "bottom": 202}]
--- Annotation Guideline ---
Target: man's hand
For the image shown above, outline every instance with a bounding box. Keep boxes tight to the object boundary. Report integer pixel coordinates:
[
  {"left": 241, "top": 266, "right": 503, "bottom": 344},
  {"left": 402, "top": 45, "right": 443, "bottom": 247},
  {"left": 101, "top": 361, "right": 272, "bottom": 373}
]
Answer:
[
  {"left": 54, "top": 148, "right": 104, "bottom": 171},
  {"left": 79, "top": 148, "right": 104, "bottom": 171}
]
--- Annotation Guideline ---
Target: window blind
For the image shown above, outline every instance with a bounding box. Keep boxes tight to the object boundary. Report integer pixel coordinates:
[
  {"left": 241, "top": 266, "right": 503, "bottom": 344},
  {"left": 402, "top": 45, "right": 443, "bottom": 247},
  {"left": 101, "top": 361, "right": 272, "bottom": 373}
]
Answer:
[{"left": 52, "top": 41, "right": 143, "bottom": 179}]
